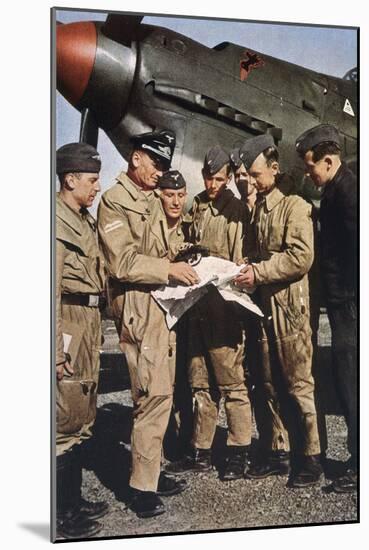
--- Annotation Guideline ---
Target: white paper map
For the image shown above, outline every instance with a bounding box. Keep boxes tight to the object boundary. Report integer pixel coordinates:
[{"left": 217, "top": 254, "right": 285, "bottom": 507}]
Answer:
[{"left": 152, "top": 256, "right": 263, "bottom": 329}]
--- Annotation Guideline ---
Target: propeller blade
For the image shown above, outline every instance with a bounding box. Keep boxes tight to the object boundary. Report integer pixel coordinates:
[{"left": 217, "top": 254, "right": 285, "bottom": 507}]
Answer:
[
  {"left": 101, "top": 13, "right": 143, "bottom": 45},
  {"left": 79, "top": 108, "right": 99, "bottom": 148}
]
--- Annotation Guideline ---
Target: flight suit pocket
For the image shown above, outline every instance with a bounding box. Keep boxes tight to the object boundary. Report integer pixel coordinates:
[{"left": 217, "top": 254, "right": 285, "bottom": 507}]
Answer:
[
  {"left": 138, "top": 344, "right": 175, "bottom": 397},
  {"left": 210, "top": 341, "right": 246, "bottom": 387},
  {"left": 56, "top": 378, "right": 97, "bottom": 434},
  {"left": 275, "top": 330, "right": 312, "bottom": 386},
  {"left": 213, "top": 359, "right": 245, "bottom": 388},
  {"left": 274, "top": 282, "right": 306, "bottom": 332},
  {"left": 61, "top": 319, "right": 84, "bottom": 370}
]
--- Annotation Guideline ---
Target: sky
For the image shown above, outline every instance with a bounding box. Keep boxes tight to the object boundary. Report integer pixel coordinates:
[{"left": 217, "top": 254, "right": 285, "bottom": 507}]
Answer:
[{"left": 55, "top": 9, "right": 357, "bottom": 214}]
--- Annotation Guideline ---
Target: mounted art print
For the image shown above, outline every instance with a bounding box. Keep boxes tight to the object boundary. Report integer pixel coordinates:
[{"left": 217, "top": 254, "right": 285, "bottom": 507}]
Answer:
[{"left": 51, "top": 6, "right": 358, "bottom": 543}]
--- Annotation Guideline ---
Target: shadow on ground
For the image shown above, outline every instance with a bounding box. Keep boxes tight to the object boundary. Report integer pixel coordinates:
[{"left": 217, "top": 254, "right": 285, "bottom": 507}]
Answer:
[
  {"left": 88, "top": 342, "right": 347, "bottom": 501},
  {"left": 81, "top": 403, "right": 133, "bottom": 504}
]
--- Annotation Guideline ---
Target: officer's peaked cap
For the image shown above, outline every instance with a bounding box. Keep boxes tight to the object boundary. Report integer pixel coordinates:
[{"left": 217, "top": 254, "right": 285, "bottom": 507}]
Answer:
[{"left": 131, "top": 129, "right": 176, "bottom": 168}]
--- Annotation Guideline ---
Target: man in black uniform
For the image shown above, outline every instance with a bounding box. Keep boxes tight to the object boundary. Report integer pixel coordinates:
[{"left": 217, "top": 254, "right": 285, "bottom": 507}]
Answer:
[{"left": 295, "top": 124, "right": 358, "bottom": 493}]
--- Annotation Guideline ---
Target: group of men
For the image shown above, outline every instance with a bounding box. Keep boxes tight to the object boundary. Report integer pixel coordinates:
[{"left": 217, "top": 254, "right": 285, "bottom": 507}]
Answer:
[{"left": 55, "top": 123, "right": 357, "bottom": 539}]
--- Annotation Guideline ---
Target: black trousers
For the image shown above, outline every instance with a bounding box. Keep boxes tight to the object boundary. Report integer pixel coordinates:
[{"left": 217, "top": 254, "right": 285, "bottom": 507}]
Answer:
[{"left": 327, "top": 299, "right": 357, "bottom": 468}]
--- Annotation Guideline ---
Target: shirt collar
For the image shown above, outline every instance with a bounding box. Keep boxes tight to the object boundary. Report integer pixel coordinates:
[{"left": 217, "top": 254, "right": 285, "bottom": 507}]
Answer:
[
  {"left": 116, "top": 171, "right": 155, "bottom": 201},
  {"left": 263, "top": 185, "right": 285, "bottom": 212},
  {"left": 56, "top": 193, "right": 87, "bottom": 236},
  {"left": 209, "top": 188, "right": 235, "bottom": 215}
]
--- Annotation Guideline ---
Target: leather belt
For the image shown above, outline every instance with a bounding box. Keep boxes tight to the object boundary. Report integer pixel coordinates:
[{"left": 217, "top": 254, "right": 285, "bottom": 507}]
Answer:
[{"left": 61, "top": 293, "right": 106, "bottom": 310}]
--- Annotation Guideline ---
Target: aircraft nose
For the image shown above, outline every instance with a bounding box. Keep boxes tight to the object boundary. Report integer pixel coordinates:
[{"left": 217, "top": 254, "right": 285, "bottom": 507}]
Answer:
[
  {"left": 56, "top": 20, "right": 137, "bottom": 132},
  {"left": 56, "top": 22, "right": 97, "bottom": 106}
]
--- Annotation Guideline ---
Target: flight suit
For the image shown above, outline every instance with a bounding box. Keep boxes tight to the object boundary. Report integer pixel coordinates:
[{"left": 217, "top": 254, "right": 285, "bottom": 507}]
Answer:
[
  {"left": 183, "top": 188, "right": 251, "bottom": 449},
  {"left": 56, "top": 195, "right": 105, "bottom": 456},
  {"left": 245, "top": 186, "right": 321, "bottom": 456},
  {"left": 97, "top": 172, "right": 184, "bottom": 492}
]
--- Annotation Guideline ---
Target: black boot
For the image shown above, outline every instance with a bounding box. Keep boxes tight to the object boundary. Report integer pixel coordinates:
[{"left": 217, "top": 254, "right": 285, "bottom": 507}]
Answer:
[
  {"left": 79, "top": 497, "right": 109, "bottom": 520},
  {"left": 221, "top": 446, "right": 250, "bottom": 481},
  {"left": 73, "top": 445, "right": 109, "bottom": 520},
  {"left": 246, "top": 450, "right": 290, "bottom": 479},
  {"left": 331, "top": 468, "right": 357, "bottom": 493},
  {"left": 130, "top": 488, "right": 165, "bottom": 519},
  {"left": 157, "top": 472, "right": 188, "bottom": 496},
  {"left": 290, "top": 454, "right": 323, "bottom": 488},
  {"left": 164, "top": 447, "right": 212, "bottom": 475},
  {"left": 56, "top": 450, "right": 102, "bottom": 539}
]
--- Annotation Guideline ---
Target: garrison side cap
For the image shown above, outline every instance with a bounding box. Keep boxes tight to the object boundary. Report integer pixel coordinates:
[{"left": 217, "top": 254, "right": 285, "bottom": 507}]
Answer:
[
  {"left": 295, "top": 124, "right": 341, "bottom": 156},
  {"left": 203, "top": 145, "right": 230, "bottom": 175},
  {"left": 130, "top": 129, "right": 176, "bottom": 168},
  {"left": 239, "top": 134, "right": 275, "bottom": 170},
  {"left": 56, "top": 142, "right": 101, "bottom": 174},
  {"left": 229, "top": 148, "right": 242, "bottom": 171},
  {"left": 158, "top": 170, "right": 186, "bottom": 190}
]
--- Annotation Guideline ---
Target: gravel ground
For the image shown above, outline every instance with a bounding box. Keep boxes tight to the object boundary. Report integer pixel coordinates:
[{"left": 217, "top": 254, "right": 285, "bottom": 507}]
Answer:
[
  {"left": 76, "top": 391, "right": 357, "bottom": 540},
  {"left": 57, "top": 315, "right": 357, "bottom": 541}
]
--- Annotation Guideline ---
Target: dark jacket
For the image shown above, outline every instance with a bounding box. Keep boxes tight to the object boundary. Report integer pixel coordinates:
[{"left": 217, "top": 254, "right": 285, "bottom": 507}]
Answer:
[{"left": 319, "top": 162, "right": 357, "bottom": 305}]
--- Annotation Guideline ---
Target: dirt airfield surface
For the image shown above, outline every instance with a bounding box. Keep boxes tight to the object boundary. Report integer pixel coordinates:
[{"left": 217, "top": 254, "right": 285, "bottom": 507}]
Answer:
[
  {"left": 58, "top": 316, "right": 358, "bottom": 541},
  {"left": 77, "top": 395, "right": 357, "bottom": 540}
]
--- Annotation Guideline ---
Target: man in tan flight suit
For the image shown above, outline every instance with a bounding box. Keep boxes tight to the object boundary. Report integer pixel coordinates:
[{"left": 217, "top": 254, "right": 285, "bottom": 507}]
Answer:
[
  {"left": 97, "top": 131, "right": 199, "bottom": 518},
  {"left": 158, "top": 171, "right": 195, "bottom": 461},
  {"left": 234, "top": 134, "right": 322, "bottom": 488},
  {"left": 229, "top": 147, "right": 306, "bottom": 445},
  {"left": 55, "top": 143, "right": 108, "bottom": 540},
  {"left": 166, "top": 145, "right": 252, "bottom": 481}
]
